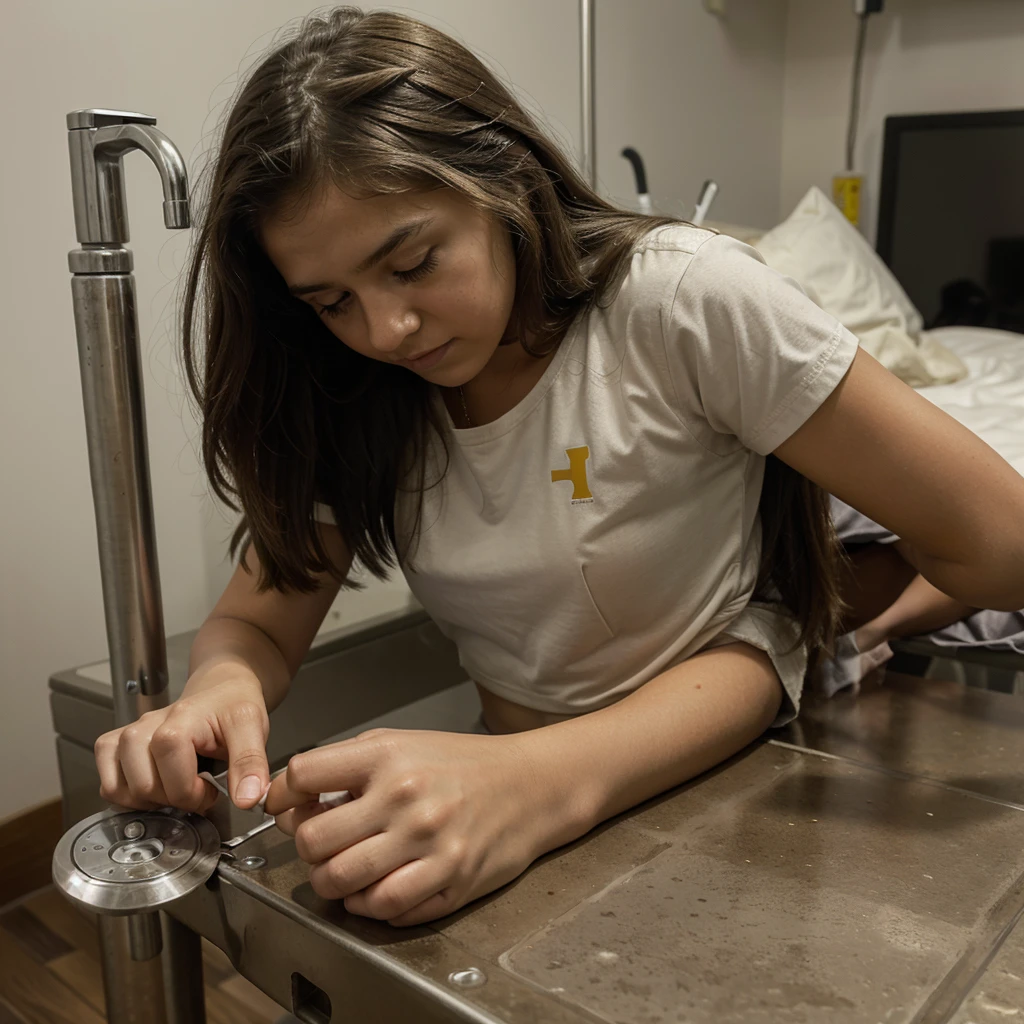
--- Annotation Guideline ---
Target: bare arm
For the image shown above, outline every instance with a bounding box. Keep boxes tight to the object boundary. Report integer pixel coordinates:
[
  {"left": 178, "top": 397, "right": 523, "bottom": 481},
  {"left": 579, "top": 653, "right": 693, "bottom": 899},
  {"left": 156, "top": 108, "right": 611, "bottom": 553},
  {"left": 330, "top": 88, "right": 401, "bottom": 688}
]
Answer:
[
  {"left": 855, "top": 569, "right": 976, "bottom": 652},
  {"left": 266, "top": 640, "right": 780, "bottom": 926},
  {"left": 187, "top": 524, "right": 352, "bottom": 710},
  {"left": 514, "top": 643, "right": 781, "bottom": 849},
  {"left": 775, "top": 348, "right": 1024, "bottom": 611},
  {"left": 95, "top": 524, "right": 352, "bottom": 812}
]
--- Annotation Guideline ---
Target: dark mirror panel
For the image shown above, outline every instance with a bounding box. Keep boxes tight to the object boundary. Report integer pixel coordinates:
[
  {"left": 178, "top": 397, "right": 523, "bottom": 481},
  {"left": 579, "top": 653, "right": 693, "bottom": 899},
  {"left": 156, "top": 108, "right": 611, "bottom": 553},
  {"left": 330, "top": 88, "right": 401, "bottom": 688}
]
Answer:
[{"left": 878, "top": 111, "right": 1024, "bottom": 333}]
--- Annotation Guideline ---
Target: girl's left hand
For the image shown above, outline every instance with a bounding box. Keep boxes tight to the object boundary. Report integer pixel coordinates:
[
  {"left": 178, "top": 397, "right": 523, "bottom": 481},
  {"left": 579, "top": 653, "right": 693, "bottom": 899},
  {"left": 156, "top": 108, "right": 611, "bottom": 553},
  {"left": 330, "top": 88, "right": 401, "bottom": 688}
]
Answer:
[{"left": 264, "top": 728, "right": 555, "bottom": 927}]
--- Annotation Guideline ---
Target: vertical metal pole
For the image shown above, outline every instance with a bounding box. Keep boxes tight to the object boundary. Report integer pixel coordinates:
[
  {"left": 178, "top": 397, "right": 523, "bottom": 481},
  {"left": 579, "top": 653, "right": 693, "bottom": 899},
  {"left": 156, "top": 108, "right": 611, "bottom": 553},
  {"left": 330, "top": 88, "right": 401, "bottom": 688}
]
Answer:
[
  {"left": 65, "top": 109, "right": 206, "bottom": 1024},
  {"left": 70, "top": 269, "right": 170, "bottom": 722},
  {"left": 98, "top": 915, "right": 168, "bottom": 1024},
  {"left": 162, "top": 915, "right": 208, "bottom": 1022},
  {"left": 580, "top": 0, "right": 597, "bottom": 188}
]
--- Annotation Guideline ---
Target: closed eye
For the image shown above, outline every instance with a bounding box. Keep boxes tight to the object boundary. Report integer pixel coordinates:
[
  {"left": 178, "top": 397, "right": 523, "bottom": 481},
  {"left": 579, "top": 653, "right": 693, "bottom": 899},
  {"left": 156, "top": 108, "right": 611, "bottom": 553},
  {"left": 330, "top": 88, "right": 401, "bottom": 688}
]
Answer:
[{"left": 317, "top": 247, "right": 440, "bottom": 320}]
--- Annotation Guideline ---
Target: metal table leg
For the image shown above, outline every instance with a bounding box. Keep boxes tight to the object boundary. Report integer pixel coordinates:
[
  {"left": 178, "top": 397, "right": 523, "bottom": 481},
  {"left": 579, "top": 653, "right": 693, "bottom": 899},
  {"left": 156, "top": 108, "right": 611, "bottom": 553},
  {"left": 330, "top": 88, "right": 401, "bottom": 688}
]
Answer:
[
  {"left": 98, "top": 916, "right": 169, "bottom": 1024},
  {"left": 162, "top": 914, "right": 208, "bottom": 1022}
]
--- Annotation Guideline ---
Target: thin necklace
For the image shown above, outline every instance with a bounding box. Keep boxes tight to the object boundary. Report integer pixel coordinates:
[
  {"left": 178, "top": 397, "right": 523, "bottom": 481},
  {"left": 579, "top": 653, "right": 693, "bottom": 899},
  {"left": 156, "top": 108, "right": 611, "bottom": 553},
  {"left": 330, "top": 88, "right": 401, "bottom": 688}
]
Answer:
[{"left": 458, "top": 385, "right": 472, "bottom": 428}]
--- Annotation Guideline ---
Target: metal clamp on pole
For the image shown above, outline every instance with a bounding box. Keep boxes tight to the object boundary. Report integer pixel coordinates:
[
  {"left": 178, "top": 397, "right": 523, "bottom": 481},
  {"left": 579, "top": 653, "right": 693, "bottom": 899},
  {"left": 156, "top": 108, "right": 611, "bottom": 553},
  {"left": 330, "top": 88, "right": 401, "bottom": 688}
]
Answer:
[{"left": 62, "top": 107, "right": 205, "bottom": 1024}]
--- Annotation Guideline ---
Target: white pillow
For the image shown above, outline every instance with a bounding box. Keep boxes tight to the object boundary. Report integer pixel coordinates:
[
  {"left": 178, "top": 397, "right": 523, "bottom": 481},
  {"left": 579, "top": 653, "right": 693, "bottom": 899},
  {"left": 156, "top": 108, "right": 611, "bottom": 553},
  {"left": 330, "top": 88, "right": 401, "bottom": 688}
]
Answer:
[{"left": 755, "top": 186, "right": 967, "bottom": 387}]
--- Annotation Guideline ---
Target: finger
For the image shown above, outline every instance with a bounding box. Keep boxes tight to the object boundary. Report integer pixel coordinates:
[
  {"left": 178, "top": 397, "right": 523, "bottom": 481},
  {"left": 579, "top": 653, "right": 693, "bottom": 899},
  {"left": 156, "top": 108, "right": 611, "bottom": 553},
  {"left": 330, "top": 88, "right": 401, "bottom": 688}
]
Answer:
[
  {"left": 275, "top": 790, "right": 352, "bottom": 835},
  {"left": 196, "top": 779, "right": 222, "bottom": 815},
  {"left": 117, "top": 725, "right": 169, "bottom": 807},
  {"left": 265, "top": 770, "right": 315, "bottom": 816},
  {"left": 95, "top": 729, "right": 125, "bottom": 802},
  {"left": 342, "top": 859, "right": 451, "bottom": 923},
  {"left": 109, "top": 760, "right": 162, "bottom": 811},
  {"left": 222, "top": 702, "right": 271, "bottom": 809},
  {"left": 307, "top": 833, "right": 412, "bottom": 901},
  {"left": 274, "top": 799, "right": 325, "bottom": 837},
  {"left": 268, "top": 739, "right": 379, "bottom": 814},
  {"left": 150, "top": 716, "right": 213, "bottom": 812},
  {"left": 291, "top": 797, "right": 376, "bottom": 864},
  {"left": 387, "top": 890, "right": 458, "bottom": 928}
]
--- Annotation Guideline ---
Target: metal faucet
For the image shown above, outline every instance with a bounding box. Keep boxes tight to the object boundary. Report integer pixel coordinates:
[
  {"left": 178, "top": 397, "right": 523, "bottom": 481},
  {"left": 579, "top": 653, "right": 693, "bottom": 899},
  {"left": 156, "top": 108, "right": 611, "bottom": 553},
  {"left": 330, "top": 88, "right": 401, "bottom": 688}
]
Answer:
[
  {"left": 68, "top": 109, "right": 189, "bottom": 243},
  {"left": 64, "top": 108, "right": 206, "bottom": 1024}
]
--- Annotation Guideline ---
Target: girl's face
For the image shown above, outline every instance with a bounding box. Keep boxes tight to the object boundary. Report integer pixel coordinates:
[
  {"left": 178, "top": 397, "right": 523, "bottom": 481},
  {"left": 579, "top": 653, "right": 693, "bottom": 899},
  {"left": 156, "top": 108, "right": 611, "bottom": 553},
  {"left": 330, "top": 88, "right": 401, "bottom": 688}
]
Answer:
[{"left": 261, "top": 185, "right": 518, "bottom": 386}]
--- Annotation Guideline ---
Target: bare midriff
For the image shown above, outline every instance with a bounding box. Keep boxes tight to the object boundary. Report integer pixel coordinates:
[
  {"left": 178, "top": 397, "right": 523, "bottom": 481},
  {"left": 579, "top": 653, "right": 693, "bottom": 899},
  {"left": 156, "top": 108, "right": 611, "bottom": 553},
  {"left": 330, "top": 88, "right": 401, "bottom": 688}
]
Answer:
[{"left": 474, "top": 682, "right": 577, "bottom": 734}]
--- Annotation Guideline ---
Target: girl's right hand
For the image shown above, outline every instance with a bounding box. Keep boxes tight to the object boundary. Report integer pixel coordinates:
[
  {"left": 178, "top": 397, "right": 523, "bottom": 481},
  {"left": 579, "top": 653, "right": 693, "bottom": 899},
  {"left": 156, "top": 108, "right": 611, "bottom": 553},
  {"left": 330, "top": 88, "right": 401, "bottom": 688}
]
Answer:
[{"left": 93, "top": 671, "right": 271, "bottom": 814}]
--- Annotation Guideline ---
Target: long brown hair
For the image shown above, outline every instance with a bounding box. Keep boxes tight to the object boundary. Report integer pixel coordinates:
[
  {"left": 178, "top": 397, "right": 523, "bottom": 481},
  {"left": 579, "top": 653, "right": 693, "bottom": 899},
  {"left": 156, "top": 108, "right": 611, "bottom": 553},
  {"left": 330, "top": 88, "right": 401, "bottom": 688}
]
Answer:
[{"left": 183, "top": 6, "right": 844, "bottom": 659}]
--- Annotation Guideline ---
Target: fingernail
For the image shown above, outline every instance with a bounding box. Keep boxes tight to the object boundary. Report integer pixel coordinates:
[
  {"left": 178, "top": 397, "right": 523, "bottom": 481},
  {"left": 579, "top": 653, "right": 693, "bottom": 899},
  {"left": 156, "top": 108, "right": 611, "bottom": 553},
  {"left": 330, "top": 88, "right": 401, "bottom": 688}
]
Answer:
[{"left": 236, "top": 775, "right": 262, "bottom": 802}]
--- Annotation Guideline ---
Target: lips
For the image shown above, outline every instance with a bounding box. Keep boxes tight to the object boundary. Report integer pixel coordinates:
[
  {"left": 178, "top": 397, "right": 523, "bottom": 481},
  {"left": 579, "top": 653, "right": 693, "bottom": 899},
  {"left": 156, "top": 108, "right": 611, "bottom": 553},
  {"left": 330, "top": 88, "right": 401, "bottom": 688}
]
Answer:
[
  {"left": 400, "top": 339, "right": 453, "bottom": 370},
  {"left": 405, "top": 345, "right": 443, "bottom": 362}
]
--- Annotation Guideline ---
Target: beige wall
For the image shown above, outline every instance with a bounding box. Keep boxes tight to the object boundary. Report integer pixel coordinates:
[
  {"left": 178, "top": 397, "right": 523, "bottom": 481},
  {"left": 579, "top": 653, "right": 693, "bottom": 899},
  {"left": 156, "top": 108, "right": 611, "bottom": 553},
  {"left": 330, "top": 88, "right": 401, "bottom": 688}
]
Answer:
[
  {"left": 0, "top": 0, "right": 579, "bottom": 821},
  {"left": 0, "top": 0, "right": 789, "bottom": 821},
  {"left": 782, "top": 0, "right": 1024, "bottom": 244},
  {"left": 597, "top": 0, "right": 788, "bottom": 229}
]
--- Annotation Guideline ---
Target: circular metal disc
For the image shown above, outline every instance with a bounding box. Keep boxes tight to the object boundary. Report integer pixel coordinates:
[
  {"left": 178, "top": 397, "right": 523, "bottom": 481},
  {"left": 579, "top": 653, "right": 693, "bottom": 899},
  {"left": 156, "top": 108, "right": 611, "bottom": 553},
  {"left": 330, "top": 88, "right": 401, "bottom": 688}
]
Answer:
[{"left": 52, "top": 807, "right": 221, "bottom": 915}]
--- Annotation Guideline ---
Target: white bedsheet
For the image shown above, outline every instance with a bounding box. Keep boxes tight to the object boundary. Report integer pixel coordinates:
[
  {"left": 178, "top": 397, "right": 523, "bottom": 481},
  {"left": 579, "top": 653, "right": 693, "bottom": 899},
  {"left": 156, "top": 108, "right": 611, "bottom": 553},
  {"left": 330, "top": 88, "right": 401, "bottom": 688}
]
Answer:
[{"left": 915, "top": 327, "right": 1024, "bottom": 476}]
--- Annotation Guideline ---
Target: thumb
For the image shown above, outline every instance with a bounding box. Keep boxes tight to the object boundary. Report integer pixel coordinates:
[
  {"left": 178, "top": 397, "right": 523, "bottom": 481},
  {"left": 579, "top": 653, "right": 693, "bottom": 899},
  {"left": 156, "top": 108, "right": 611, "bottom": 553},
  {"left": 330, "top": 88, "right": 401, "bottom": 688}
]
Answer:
[{"left": 224, "top": 721, "right": 271, "bottom": 810}]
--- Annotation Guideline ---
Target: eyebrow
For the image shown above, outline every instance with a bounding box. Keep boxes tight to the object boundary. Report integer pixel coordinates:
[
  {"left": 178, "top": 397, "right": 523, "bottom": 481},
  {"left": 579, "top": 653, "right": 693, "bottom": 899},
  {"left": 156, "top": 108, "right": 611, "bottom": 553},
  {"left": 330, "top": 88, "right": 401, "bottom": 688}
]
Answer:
[{"left": 287, "top": 217, "right": 435, "bottom": 297}]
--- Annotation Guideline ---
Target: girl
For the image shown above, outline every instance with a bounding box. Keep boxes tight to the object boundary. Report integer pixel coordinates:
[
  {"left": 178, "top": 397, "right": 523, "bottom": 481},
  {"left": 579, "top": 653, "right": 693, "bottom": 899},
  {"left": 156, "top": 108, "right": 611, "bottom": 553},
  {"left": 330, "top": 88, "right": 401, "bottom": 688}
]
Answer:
[{"left": 93, "top": 7, "right": 1024, "bottom": 928}]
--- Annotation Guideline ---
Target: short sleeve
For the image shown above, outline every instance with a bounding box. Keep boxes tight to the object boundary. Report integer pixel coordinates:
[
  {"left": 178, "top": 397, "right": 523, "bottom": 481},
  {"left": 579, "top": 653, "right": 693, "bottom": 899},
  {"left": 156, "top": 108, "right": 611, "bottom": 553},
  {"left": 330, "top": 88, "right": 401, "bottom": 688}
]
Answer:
[{"left": 660, "top": 232, "right": 859, "bottom": 456}]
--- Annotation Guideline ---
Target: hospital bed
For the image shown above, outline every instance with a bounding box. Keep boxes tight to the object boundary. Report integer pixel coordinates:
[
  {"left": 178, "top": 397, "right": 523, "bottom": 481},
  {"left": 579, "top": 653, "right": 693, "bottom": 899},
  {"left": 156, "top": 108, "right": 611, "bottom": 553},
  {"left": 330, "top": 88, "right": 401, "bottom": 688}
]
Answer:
[{"left": 913, "top": 326, "right": 1024, "bottom": 479}]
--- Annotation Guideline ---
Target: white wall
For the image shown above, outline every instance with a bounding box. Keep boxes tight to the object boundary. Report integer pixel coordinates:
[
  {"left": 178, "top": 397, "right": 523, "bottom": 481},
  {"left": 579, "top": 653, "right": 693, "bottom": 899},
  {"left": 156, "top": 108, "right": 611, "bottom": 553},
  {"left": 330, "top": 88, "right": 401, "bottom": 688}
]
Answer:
[
  {"left": 0, "top": 0, "right": 790, "bottom": 821},
  {"left": 782, "top": 0, "right": 1024, "bottom": 243},
  {"left": 596, "top": 0, "right": 788, "bottom": 229}
]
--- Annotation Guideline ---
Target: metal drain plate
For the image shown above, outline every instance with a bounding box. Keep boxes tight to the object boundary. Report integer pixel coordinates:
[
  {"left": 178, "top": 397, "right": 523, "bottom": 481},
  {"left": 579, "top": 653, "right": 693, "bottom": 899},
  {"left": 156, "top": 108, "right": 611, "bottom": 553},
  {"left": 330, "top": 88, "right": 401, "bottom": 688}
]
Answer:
[{"left": 53, "top": 807, "right": 221, "bottom": 915}]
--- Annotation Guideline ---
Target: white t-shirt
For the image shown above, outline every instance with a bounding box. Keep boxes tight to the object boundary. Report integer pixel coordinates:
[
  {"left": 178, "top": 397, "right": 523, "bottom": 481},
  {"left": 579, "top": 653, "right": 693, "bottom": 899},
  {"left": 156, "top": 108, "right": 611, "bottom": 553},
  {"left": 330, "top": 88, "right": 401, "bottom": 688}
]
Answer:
[{"left": 319, "top": 225, "right": 860, "bottom": 719}]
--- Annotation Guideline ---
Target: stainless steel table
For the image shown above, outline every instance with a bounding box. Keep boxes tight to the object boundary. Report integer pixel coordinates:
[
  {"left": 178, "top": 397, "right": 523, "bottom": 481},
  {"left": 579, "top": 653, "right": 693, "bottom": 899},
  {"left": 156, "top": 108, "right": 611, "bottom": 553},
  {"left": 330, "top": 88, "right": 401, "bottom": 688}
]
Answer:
[{"left": 51, "top": 619, "right": 1024, "bottom": 1022}]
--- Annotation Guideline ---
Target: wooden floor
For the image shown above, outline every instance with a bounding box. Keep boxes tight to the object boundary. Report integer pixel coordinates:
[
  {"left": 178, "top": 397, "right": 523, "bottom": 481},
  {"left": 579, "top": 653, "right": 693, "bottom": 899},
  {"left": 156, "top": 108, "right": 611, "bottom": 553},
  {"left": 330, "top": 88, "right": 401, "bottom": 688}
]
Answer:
[{"left": 0, "top": 885, "right": 287, "bottom": 1023}]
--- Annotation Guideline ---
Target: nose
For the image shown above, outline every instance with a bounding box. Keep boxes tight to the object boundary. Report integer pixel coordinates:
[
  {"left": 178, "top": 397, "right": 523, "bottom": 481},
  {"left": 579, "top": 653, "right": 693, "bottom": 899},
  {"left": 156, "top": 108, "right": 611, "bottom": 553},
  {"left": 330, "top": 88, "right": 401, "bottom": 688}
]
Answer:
[{"left": 363, "top": 294, "right": 421, "bottom": 355}]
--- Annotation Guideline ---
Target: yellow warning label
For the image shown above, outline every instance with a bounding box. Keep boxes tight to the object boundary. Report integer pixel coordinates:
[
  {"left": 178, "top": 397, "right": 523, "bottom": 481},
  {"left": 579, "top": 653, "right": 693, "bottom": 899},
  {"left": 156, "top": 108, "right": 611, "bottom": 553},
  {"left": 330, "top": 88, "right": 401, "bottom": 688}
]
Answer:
[{"left": 832, "top": 174, "right": 863, "bottom": 228}]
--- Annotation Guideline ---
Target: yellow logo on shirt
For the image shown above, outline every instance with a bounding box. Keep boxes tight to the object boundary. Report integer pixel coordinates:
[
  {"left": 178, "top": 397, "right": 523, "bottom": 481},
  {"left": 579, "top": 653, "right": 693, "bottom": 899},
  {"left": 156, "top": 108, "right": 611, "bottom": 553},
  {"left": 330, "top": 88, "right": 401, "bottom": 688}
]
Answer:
[{"left": 551, "top": 446, "right": 593, "bottom": 503}]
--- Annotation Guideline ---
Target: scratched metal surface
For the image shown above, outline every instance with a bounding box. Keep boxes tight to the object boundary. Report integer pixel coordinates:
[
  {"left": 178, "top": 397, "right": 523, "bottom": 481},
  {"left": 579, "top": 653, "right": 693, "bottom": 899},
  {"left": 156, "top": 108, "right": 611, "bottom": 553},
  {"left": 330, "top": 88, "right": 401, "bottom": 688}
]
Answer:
[
  {"left": 183, "top": 673, "right": 1024, "bottom": 1022},
  {"left": 948, "top": 911, "right": 1024, "bottom": 1024},
  {"left": 781, "top": 673, "right": 1024, "bottom": 807}
]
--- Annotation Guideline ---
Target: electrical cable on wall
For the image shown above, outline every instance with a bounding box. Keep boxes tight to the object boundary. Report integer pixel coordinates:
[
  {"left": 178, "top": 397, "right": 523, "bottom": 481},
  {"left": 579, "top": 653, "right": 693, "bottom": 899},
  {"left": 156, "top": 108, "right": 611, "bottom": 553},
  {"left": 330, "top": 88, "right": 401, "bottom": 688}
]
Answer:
[
  {"left": 833, "top": 0, "right": 884, "bottom": 228},
  {"left": 846, "top": 12, "right": 870, "bottom": 173}
]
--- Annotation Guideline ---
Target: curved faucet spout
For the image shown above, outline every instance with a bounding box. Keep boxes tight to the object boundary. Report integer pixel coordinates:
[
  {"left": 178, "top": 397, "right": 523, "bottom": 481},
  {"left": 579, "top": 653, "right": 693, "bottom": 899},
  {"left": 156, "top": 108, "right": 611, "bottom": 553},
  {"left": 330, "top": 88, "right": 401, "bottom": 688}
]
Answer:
[
  {"left": 94, "top": 124, "right": 190, "bottom": 230},
  {"left": 67, "top": 109, "right": 190, "bottom": 245}
]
